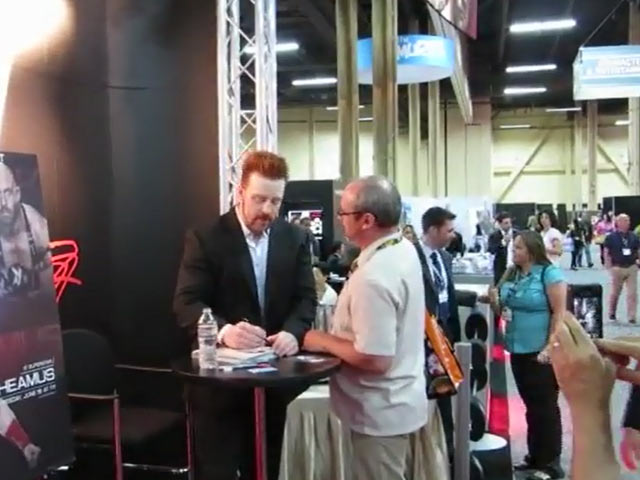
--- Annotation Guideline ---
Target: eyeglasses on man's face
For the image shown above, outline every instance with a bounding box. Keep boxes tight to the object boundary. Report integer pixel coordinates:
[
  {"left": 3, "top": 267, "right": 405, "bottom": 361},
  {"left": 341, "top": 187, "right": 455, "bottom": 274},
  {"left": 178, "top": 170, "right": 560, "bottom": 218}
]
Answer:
[{"left": 336, "top": 210, "right": 364, "bottom": 218}]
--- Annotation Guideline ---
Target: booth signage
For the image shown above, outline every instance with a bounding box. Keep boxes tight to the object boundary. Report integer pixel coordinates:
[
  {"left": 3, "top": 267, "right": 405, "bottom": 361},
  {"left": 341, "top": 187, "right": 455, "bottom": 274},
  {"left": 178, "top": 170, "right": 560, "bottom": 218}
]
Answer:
[
  {"left": 0, "top": 152, "right": 74, "bottom": 479},
  {"left": 357, "top": 35, "right": 455, "bottom": 85},
  {"left": 574, "top": 45, "right": 640, "bottom": 100}
]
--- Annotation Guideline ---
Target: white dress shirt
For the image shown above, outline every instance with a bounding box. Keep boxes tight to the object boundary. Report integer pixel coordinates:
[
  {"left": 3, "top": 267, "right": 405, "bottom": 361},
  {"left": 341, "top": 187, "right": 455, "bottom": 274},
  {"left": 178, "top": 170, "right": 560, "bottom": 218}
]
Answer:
[
  {"left": 236, "top": 208, "right": 270, "bottom": 314},
  {"left": 419, "top": 240, "right": 449, "bottom": 302}
]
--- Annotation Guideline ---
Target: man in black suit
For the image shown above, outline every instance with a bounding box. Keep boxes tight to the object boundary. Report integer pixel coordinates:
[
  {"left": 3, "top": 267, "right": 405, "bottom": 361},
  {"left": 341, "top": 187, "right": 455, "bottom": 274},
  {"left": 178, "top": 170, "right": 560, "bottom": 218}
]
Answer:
[
  {"left": 173, "top": 151, "right": 316, "bottom": 480},
  {"left": 488, "top": 212, "right": 515, "bottom": 285},
  {"left": 414, "top": 206, "right": 460, "bottom": 462}
]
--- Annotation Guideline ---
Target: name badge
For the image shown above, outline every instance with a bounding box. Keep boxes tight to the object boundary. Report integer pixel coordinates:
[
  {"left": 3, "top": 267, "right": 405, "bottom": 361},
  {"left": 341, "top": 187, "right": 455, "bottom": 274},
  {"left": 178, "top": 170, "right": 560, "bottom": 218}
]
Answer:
[
  {"left": 623, "top": 248, "right": 632, "bottom": 256},
  {"left": 438, "top": 291, "right": 448, "bottom": 303}
]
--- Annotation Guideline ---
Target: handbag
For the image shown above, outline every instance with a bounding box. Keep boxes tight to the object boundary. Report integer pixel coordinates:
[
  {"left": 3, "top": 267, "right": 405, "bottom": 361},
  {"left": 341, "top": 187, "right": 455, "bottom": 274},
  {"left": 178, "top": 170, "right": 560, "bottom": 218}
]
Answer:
[{"left": 424, "top": 312, "right": 464, "bottom": 399}]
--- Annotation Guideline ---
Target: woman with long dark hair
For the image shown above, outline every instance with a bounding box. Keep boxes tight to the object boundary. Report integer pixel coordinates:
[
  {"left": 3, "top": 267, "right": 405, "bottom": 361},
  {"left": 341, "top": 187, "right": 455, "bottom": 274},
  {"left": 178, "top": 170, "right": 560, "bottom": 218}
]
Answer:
[
  {"left": 595, "top": 211, "right": 615, "bottom": 266},
  {"left": 488, "top": 231, "right": 567, "bottom": 480},
  {"left": 538, "top": 210, "right": 563, "bottom": 266},
  {"left": 569, "top": 218, "right": 585, "bottom": 270}
]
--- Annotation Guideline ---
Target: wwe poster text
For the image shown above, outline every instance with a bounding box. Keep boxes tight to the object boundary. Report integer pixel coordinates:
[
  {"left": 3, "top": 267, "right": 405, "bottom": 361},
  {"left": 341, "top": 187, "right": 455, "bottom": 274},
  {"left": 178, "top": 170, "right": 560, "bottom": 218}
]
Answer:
[{"left": 0, "top": 152, "right": 73, "bottom": 479}]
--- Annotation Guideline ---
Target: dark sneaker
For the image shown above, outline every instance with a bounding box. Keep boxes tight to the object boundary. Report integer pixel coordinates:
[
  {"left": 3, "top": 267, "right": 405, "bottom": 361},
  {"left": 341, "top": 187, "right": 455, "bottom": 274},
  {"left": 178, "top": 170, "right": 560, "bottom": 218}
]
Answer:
[
  {"left": 514, "top": 455, "right": 535, "bottom": 471},
  {"left": 630, "top": 318, "right": 637, "bottom": 324}
]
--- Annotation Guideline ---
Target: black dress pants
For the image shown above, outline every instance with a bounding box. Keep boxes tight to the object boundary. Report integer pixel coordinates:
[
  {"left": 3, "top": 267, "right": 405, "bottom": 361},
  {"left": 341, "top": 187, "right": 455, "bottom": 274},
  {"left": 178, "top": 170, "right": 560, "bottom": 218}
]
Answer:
[
  {"left": 510, "top": 353, "right": 562, "bottom": 467},
  {"left": 189, "top": 382, "right": 306, "bottom": 480}
]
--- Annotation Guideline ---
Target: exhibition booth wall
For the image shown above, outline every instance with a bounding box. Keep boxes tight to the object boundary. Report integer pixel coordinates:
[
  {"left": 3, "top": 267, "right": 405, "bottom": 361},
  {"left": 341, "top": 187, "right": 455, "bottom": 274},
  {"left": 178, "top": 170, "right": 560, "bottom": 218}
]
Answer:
[{"left": 0, "top": 0, "right": 219, "bottom": 363}]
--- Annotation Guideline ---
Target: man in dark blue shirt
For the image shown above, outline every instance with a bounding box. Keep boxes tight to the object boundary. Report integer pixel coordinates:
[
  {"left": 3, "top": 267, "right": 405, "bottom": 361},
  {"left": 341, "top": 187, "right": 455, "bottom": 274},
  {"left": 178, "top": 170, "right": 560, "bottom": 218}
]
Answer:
[{"left": 604, "top": 214, "right": 640, "bottom": 324}]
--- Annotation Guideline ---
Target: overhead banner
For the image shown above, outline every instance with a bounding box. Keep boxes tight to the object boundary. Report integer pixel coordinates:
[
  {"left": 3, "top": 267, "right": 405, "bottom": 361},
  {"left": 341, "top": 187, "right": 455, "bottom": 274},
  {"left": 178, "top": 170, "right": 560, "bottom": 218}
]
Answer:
[
  {"left": 357, "top": 35, "right": 455, "bottom": 85},
  {"left": 574, "top": 45, "right": 640, "bottom": 100},
  {"left": 0, "top": 152, "right": 73, "bottom": 479},
  {"left": 424, "top": 0, "right": 477, "bottom": 39}
]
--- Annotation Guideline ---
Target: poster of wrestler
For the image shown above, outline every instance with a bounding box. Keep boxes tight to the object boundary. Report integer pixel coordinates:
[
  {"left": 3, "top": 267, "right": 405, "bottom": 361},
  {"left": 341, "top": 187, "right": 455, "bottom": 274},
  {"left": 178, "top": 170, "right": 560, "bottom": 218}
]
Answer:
[{"left": 0, "top": 152, "right": 73, "bottom": 479}]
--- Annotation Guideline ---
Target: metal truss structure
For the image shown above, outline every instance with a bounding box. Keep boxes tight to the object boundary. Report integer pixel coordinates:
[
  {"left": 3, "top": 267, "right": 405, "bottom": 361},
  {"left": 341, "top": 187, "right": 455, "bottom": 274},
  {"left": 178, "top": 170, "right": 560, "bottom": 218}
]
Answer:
[{"left": 217, "top": 0, "right": 278, "bottom": 213}]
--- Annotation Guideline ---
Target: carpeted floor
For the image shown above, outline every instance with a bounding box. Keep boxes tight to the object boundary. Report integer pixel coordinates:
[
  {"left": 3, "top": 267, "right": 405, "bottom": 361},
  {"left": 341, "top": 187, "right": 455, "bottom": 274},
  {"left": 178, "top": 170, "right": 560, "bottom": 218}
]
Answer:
[{"left": 506, "top": 246, "right": 639, "bottom": 480}]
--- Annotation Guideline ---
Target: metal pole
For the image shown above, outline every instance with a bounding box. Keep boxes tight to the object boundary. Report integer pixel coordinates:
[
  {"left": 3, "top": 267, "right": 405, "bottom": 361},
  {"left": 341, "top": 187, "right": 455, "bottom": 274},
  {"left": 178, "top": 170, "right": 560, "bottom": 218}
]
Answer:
[
  {"left": 629, "top": 1, "right": 640, "bottom": 194},
  {"left": 217, "top": 0, "right": 278, "bottom": 213},
  {"left": 587, "top": 101, "right": 598, "bottom": 210},
  {"left": 454, "top": 343, "right": 472, "bottom": 480},
  {"left": 336, "top": 0, "right": 359, "bottom": 181},
  {"left": 409, "top": 83, "right": 421, "bottom": 195},
  {"left": 308, "top": 108, "right": 316, "bottom": 179},
  {"left": 574, "top": 111, "right": 584, "bottom": 211},
  {"left": 428, "top": 81, "right": 440, "bottom": 196},
  {"left": 372, "top": 0, "right": 398, "bottom": 180},
  {"left": 408, "top": 18, "right": 420, "bottom": 196}
]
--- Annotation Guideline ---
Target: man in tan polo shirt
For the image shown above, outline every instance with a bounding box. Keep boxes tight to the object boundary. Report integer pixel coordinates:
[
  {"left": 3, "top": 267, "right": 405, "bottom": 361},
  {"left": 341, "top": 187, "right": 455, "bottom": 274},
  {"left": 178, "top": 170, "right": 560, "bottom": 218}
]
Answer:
[{"left": 303, "top": 175, "right": 427, "bottom": 480}]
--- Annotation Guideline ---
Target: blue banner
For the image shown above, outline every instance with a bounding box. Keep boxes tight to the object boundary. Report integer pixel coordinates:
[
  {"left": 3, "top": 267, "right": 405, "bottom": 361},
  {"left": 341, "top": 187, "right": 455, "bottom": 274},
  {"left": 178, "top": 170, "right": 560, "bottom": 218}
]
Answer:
[
  {"left": 357, "top": 35, "right": 455, "bottom": 85},
  {"left": 574, "top": 45, "right": 640, "bottom": 100}
]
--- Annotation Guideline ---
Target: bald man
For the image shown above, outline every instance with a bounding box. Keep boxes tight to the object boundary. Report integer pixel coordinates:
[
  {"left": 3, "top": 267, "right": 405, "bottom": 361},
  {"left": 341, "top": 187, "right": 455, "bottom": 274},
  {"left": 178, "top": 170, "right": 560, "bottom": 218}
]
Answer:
[
  {"left": 0, "top": 398, "right": 40, "bottom": 468},
  {"left": 0, "top": 163, "right": 52, "bottom": 300},
  {"left": 604, "top": 214, "right": 640, "bottom": 324}
]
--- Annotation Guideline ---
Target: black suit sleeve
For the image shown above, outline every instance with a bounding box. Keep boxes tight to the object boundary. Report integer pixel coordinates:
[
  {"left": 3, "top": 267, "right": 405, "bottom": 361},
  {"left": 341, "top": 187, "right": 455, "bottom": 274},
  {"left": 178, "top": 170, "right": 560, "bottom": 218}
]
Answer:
[
  {"left": 282, "top": 233, "right": 317, "bottom": 344},
  {"left": 487, "top": 231, "right": 503, "bottom": 256},
  {"left": 173, "top": 229, "right": 221, "bottom": 340},
  {"left": 623, "top": 386, "right": 640, "bottom": 430}
]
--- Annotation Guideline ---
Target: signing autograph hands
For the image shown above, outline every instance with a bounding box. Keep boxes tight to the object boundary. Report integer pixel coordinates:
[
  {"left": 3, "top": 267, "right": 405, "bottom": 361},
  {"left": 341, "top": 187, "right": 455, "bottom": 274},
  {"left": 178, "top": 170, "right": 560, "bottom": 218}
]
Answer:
[{"left": 221, "top": 321, "right": 298, "bottom": 357}]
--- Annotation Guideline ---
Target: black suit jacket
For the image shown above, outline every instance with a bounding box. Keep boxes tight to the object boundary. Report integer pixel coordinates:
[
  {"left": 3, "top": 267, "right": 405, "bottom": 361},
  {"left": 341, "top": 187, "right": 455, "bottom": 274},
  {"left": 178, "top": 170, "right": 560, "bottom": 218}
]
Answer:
[
  {"left": 173, "top": 210, "right": 317, "bottom": 346},
  {"left": 413, "top": 242, "right": 461, "bottom": 343},
  {"left": 624, "top": 386, "right": 640, "bottom": 431},
  {"left": 488, "top": 229, "right": 516, "bottom": 285}
]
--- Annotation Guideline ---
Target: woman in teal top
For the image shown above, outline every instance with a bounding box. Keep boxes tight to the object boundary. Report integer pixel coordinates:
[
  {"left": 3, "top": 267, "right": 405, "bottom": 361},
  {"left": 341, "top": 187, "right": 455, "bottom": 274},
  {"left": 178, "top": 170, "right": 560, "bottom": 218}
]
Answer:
[{"left": 488, "top": 231, "right": 567, "bottom": 480}]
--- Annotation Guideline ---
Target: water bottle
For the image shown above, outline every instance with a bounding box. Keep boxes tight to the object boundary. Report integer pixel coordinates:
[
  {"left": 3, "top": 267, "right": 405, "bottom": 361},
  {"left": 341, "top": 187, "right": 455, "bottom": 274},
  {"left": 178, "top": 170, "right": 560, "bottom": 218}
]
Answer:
[{"left": 198, "top": 308, "right": 218, "bottom": 370}]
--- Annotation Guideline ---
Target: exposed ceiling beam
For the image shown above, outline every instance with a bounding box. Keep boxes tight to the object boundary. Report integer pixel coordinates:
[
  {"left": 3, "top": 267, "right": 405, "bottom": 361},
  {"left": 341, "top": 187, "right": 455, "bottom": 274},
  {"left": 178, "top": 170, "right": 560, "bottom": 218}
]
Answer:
[
  {"left": 497, "top": 0, "right": 509, "bottom": 64},
  {"left": 497, "top": 130, "right": 553, "bottom": 201},
  {"left": 294, "top": 0, "right": 336, "bottom": 48}
]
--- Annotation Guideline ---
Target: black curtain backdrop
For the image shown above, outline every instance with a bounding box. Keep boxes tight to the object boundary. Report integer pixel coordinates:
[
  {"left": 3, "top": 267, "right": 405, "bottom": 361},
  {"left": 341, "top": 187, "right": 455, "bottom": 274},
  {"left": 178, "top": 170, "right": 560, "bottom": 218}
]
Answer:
[{"left": 0, "top": 0, "right": 218, "bottom": 364}]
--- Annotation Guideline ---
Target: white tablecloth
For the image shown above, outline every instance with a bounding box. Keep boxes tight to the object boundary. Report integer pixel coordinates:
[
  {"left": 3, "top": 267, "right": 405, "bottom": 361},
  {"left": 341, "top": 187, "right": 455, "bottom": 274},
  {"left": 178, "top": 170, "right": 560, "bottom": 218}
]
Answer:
[{"left": 279, "top": 385, "right": 450, "bottom": 480}]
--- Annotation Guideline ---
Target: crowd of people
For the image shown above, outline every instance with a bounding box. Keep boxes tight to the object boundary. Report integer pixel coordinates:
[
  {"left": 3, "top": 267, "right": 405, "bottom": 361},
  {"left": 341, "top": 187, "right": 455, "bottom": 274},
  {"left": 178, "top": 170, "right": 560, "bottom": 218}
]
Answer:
[{"left": 173, "top": 150, "right": 640, "bottom": 480}]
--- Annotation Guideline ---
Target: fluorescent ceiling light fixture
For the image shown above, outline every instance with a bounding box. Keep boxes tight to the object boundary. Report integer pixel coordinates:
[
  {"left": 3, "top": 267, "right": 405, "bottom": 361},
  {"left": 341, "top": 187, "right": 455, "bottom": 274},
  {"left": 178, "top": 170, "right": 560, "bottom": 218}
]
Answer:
[
  {"left": 291, "top": 77, "right": 337, "bottom": 86},
  {"left": 510, "top": 18, "right": 576, "bottom": 34},
  {"left": 359, "top": 117, "right": 374, "bottom": 122},
  {"left": 506, "top": 64, "right": 557, "bottom": 73},
  {"left": 499, "top": 124, "right": 531, "bottom": 130},
  {"left": 615, "top": 119, "right": 630, "bottom": 126},
  {"left": 546, "top": 107, "right": 581, "bottom": 112},
  {"left": 504, "top": 86, "right": 547, "bottom": 95},
  {"left": 326, "top": 105, "right": 365, "bottom": 111},
  {"left": 243, "top": 41, "right": 299, "bottom": 55}
]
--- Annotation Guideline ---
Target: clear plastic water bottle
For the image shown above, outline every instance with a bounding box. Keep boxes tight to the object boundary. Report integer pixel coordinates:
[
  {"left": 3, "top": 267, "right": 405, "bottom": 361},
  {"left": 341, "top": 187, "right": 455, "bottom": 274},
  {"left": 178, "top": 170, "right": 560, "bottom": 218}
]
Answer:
[{"left": 198, "top": 308, "right": 218, "bottom": 370}]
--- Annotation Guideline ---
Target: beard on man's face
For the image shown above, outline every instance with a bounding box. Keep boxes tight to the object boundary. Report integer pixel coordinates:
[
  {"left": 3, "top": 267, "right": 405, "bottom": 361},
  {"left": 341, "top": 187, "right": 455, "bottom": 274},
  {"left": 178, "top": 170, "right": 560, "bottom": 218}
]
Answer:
[{"left": 0, "top": 203, "right": 18, "bottom": 233}]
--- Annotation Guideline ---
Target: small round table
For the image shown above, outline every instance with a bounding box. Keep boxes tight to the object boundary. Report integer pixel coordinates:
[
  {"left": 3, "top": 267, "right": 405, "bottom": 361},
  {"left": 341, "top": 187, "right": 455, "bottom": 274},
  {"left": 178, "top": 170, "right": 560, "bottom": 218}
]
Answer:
[{"left": 172, "top": 354, "right": 341, "bottom": 480}]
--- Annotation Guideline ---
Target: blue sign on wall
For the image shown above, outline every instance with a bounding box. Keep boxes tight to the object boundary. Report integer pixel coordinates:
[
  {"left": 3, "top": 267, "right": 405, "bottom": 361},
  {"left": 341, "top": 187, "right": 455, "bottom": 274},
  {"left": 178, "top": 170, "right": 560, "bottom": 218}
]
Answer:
[
  {"left": 574, "top": 45, "right": 640, "bottom": 100},
  {"left": 357, "top": 34, "right": 455, "bottom": 85}
]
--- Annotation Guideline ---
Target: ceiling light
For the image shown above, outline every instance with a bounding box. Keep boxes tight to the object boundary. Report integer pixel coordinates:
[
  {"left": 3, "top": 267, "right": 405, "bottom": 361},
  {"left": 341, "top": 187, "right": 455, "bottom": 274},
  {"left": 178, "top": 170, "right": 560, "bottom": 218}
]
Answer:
[
  {"left": 499, "top": 124, "right": 531, "bottom": 130},
  {"left": 243, "top": 41, "right": 299, "bottom": 55},
  {"left": 506, "top": 64, "right": 557, "bottom": 73},
  {"left": 615, "top": 119, "right": 630, "bottom": 126},
  {"left": 291, "top": 77, "right": 337, "bottom": 87},
  {"left": 504, "top": 86, "right": 547, "bottom": 95},
  {"left": 546, "top": 107, "right": 581, "bottom": 112},
  {"left": 359, "top": 117, "right": 374, "bottom": 122},
  {"left": 326, "top": 105, "right": 365, "bottom": 111},
  {"left": 510, "top": 18, "right": 576, "bottom": 34}
]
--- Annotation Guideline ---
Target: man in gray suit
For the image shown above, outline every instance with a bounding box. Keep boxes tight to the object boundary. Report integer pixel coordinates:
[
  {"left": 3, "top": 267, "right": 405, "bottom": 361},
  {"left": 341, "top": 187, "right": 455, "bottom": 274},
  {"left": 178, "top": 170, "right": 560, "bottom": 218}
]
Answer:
[{"left": 413, "top": 206, "right": 460, "bottom": 467}]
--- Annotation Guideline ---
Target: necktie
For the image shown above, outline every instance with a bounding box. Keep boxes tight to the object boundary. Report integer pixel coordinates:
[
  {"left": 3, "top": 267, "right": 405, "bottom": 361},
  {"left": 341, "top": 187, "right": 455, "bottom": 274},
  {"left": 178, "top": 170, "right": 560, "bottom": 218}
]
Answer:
[{"left": 430, "top": 251, "right": 450, "bottom": 321}]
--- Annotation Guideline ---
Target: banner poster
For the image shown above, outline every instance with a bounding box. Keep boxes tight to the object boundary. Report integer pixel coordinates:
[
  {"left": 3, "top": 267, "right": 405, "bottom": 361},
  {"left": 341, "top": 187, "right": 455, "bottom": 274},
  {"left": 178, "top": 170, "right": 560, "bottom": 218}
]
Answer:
[{"left": 0, "top": 152, "right": 73, "bottom": 479}]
